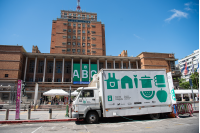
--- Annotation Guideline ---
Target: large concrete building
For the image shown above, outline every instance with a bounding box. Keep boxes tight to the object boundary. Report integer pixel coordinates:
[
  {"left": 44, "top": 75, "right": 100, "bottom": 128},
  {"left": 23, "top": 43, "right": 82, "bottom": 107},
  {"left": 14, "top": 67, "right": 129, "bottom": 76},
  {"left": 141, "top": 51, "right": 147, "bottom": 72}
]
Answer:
[
  {"left": 178, "top": 49, "right": 199, "bottom": 81},
  {"left": 50, "top": 10, "right": 106, "bottom": 56}
]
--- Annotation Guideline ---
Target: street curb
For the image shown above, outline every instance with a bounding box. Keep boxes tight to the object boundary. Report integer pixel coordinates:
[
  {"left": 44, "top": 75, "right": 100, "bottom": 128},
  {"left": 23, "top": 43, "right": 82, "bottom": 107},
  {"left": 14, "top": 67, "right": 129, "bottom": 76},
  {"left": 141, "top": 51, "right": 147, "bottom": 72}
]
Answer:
[{"left": 0, "top": 119, "right": 83, "bottom": 124}]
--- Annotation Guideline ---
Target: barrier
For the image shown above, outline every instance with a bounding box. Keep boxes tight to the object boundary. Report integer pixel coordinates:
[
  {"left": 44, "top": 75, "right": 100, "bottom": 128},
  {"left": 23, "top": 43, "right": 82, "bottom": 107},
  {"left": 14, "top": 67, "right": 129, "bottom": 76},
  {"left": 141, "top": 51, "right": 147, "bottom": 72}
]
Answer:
[{"left": 172, "top": 102, "right": 193, "bottom": 118}]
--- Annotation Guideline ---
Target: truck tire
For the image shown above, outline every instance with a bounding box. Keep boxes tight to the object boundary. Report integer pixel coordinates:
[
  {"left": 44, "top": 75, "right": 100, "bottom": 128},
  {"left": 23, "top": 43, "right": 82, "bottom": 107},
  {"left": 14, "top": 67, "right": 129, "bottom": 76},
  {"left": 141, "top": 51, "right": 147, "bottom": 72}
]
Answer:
[
  {"left": 86, "top": 111, "right": 99, "bottom": 124},
  {"left": 149, "top": 113, "right": 160, "bottom": 120}
]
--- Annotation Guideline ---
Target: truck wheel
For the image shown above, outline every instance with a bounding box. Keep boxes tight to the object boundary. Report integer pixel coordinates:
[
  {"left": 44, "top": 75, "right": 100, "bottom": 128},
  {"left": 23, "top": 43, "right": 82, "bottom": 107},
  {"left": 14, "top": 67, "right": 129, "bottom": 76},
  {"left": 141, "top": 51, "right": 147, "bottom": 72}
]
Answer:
[
  {"left": 86, "top": 111, "right": 99, "bottom": 124},
  {"left": 149, "top": 113, "right": 160, "bottom": 120}
]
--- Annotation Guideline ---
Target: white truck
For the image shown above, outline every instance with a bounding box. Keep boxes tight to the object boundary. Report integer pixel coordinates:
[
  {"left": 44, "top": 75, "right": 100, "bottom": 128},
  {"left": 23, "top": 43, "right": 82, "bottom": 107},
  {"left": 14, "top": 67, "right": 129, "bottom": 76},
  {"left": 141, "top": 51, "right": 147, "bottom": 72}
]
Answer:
[{"left": 72, "top": 69, "right": 172, "bottom": 123}]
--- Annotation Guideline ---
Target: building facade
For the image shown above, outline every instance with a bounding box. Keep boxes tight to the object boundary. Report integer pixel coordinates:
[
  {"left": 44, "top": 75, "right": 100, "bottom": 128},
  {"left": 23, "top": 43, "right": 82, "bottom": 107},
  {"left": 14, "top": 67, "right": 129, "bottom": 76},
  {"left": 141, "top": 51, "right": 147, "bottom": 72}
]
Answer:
[
  {"left": 0, "top": 45, "right": 180, "bottom": 104},
  {"left": 178, "top": 49, "right": 199, "bottom": 81},
  {"left": 50, "top": 10, "right": 106, "bottom": 56}
]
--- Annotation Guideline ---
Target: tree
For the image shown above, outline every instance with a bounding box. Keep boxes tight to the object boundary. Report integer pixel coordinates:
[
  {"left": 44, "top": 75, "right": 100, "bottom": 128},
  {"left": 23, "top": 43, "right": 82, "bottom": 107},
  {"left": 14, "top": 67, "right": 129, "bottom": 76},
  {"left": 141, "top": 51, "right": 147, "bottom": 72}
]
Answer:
[
  {"left": 190, "top": 72, "right": 199, "bottom": 89},
  {"left": 178, "top": 78, "right": 190, "bottom": 89}
]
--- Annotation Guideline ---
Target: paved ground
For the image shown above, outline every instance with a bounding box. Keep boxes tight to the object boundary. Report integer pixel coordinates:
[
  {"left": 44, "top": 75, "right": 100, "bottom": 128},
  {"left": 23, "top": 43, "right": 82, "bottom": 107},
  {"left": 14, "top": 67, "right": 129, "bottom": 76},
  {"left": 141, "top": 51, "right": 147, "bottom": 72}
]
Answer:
[{"left": 0, "top": 113, "right": 198, "bottom": 133}]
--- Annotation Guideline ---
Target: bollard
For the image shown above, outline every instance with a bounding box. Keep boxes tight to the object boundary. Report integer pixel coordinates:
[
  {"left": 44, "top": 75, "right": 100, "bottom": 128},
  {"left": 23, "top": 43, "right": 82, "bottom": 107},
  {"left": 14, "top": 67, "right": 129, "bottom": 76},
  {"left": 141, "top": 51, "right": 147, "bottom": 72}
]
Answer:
[
  {"left": 28, "top": 108, "right": 31, "bottom": 120},
  {"left": 49, "top": 108, "right": 52, "bottom": 119},
  {"left": 5, "top": 109, "right": 9, "bottom": 120}
]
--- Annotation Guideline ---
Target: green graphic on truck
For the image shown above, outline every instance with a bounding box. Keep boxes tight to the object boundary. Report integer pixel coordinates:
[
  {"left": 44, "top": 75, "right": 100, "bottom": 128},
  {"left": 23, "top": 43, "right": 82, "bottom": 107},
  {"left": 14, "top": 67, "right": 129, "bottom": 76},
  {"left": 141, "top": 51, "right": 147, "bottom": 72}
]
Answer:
[
  {"left": 104, "top": 73, "right": 119, "bottom": 89},
  {"left": 140, "top": 91, "right": 155, "bottom": 100}
]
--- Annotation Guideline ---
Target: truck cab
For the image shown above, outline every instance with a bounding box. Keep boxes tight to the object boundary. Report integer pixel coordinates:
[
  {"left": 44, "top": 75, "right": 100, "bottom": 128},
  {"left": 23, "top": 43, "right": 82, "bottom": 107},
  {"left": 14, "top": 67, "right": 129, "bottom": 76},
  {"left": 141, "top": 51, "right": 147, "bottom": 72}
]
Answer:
[{"left": 72, "top": 87, "right": 101, "bottom": 123}]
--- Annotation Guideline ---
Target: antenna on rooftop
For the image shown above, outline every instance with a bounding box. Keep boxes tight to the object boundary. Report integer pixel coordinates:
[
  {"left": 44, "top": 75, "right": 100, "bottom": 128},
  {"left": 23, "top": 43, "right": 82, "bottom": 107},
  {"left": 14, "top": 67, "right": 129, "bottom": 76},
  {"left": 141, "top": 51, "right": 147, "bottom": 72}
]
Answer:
[{"left": 76, "top": 0, "right": 81, "bottom": 11}]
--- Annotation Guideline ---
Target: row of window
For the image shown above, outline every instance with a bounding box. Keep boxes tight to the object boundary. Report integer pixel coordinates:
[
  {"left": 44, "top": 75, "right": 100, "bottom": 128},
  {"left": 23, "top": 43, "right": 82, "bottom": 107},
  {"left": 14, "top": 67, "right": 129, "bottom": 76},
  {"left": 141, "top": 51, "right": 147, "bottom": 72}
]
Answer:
[
  {"left": 64, "top": 29, "right": 96, "bottom": 34},
  {"left": 29, "top": 61, "right": 71, "bottom": 74},
  {"left": 62, "top": 42, "right": 96, "bottom": 47},
  {"left": 62, "top": 49, "right": 95, "bottom": 53},
  {"left": 64, "top": 23, "right": 95, "bottom": 27},
  {"left": 62, "top": 35, "right": 96, "bottom": 40},
  {"left": 61, "top": 13, "right": 97, "bottom": 20},
  {"left": 28, "top": 78, "right": 71, "bottom": 82},
  {"left": 29, "top": 61, "right": 135, "bottom": 74}
]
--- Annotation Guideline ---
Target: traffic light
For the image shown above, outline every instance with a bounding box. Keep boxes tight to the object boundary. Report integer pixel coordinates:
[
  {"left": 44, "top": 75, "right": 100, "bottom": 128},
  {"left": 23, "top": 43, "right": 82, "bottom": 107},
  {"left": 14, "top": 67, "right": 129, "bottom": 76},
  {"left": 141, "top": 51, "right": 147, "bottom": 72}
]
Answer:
[{"left": 22, "top": 81, "right": 26, "bottom": 97}]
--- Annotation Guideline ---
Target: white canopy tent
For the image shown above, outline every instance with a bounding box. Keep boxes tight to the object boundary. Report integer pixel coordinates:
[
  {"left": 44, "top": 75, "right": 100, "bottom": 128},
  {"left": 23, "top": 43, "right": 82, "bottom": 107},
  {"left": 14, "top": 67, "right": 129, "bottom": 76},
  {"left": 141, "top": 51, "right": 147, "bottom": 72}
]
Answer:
[
  {"left": 71, "top": 90, "right": 79, "bottom": 96},
  {"left": 43, "top": 89, "right": 69, "bottom": 97}
]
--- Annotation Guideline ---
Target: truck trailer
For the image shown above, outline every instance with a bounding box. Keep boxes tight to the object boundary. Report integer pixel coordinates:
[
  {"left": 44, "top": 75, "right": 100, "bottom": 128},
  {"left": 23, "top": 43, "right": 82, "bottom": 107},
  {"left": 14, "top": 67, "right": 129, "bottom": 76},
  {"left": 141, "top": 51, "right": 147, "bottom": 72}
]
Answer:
[{"left": 72, "top": 69, "right": 172, "bottom": 123}]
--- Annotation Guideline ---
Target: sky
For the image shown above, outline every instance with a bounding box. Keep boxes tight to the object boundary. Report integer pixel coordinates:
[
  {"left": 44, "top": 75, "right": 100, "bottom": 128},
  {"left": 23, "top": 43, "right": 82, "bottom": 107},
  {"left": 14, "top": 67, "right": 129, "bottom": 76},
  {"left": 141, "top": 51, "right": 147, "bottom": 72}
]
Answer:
[{"left": 0, "top": 0, "right": 199, "bottom": 64}]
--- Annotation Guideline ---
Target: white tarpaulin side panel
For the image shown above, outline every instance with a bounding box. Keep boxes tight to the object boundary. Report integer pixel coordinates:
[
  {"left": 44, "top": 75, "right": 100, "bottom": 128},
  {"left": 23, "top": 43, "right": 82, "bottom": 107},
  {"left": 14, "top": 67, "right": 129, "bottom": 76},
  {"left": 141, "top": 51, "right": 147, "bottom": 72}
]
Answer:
[{"left": 102, "top": 69, "right": 172, "bottom": 109}]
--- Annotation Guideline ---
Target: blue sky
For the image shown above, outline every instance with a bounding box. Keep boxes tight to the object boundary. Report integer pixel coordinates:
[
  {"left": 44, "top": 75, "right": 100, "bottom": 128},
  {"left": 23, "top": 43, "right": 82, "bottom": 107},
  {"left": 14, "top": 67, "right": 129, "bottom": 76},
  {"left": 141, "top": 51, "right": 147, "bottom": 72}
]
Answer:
[{"left": 0, "top": 0, "right": 199, "bottom": 64}]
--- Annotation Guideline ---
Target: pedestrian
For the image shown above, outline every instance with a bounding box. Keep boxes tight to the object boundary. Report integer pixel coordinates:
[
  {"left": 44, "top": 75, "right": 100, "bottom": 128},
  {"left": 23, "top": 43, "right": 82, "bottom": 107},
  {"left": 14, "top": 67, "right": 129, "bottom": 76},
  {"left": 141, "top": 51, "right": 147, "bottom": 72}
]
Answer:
[{"left": 40, "top": 97, "right": 42, "bottom": 105}]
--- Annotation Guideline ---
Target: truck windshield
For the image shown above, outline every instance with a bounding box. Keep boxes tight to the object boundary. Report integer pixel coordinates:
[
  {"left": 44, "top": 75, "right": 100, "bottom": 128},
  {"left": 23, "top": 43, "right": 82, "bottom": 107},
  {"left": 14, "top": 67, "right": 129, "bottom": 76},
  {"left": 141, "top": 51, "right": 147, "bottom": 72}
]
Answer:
[{"left": 80, "top": 90, "right": 94, "bottom": 98}]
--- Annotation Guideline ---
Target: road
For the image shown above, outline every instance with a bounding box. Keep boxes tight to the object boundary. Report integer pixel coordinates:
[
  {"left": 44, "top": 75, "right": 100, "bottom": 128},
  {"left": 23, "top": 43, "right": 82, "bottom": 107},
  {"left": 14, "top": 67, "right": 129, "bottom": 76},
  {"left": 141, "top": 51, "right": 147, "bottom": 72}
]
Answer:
[{"left": 0, "top": 113, "right": 199, "bottom": 133}]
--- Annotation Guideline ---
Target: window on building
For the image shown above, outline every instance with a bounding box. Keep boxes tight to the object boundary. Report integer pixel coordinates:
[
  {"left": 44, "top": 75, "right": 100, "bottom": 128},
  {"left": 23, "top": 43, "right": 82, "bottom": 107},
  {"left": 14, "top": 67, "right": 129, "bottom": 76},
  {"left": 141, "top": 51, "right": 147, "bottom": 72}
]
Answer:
[
  {"left": 29, "top": 78, "right": 33, "bottom": 82},
  {"left": 47, "top": 78, "right": 52, "bottom": 82},
  {"left": 67, "top": 42, "right": 71, "bottom": 45},
  {"left": 38, "top": 78, "right": 43, "bottom": 82},
  {"left": 170, "top": 61, "right": 175, "bottom": 70},
  {"left": 87, "top": 31, "right": 90, "bottom": 34},
  {"left": 82, "top": 49, "right": 85, "bottom": 53},
  {"left": 82, "top": 36, "right": 85, "bottom": 40},
  {"left": 63, "top": 36, "right": 67, "bottom": 39},
  {"left": 63, "top": 29, "right": 67, "bottom": 32},
  {"left": 99, "top": 63, "right": 104, "bottom": 70},
  {"left": 87, "top": 24, "right": 90, "bottom": 28},
  {"left": 68, "top": 35, "right": 71, "bottom": 39},
  {"left": 62, "top": 49, "right": 66, "bottom": 52},
  {"left": 67, "top": 48, "right": 71, "bottom": 52},
  {"left": 107, "top": 63, "right": 111, "bottom": 68},
  {"left": 87, "top": 15, "right": 89, "bottom": 19},
  {"left": 38, "top": 61, "right": 44, "bottom": 73},
  {"left": 92, "top": 44, "right": 96, "bottom": 47},
  {"left": 47, "top": 61, "right": 53, "bottom": 73},
  {"left": 62, "top": 42, "right": 66, "bottom": 45},
  {"left": 77, "top": 49, "right": 81, "bottom": 52},
  {"left": 68, "top": 29, "right": 71, "bottom": 32},
  {"left": 73, "top": 36, "right": 76, "bottom": 39},
  {"left": 2, "top": 93, "right": 9, "bottom": 100},
  {"left": 87, "top": 43, "right": 90, "bottom": 46},
  {"left": 91, "top": 25, "right": 96, "bottom": 28},
  {"left": 65, "top": 78, "right": 71, "bottom": 82},
  {"left": 73, "top": 23, "right": 76, "bottom": 27},
  {"left": 91, "top": 31, "right": 96, "bottom": 34},
  {"left": 65, "top": 62, "right": 71, "bottom": 73},
  {"left": 92, "top": 51, "right": 96, "bottom": 53},
  {"left": 123, "top": 63, "right": 126, "bottom": 69},
  {"left": 78, "top": 24, "right": 81, "bottom": 28},
  {"left": 68, "top": 23, "right": 71, "bottom": 26},
  {"left": 82, "top": 30, "right": 85, "bottom": 33},
  {"left": 29, "top": 60, "right": 35, "bottom": 73},
  {"left": 73, "top": 29, "right": 76, "bottom": 33},
  {"left": 63, "top": 23, "right": 67, "bottom": 25},
  {"left": 78, "top": 30, "right": 81, "bottom": 34},
  {"left": 78, "top": 14, "right": 81, "bottom": 19},
  {"left": 72, "top": 49, "right": 76, "bottom": 52},
  {"left": 83, "top": 24, "right": 85, "bottom": 27},
  {"left": 73, "top": 14, "right": 76, "bottom": 18},
  {"left": 87, "top": 50, "right": 90, "bottom": 53},
  {"left": 115, "top": 63, "right": 119, "bottom": 69},
  {"left": 56, "top": 78, "right": 61, "bottom": 82},
  {"left": 82, "top": 14, "right": 85, "bottom": 19},
  {"left": 87, "top": 37, "right": 90, "bottom": 40},
  {"left": 77, "top": 42, "right": 80, "bottom": 46},
  {"left": 77, "top": 36, "right": 81, "bottom": 39},
  {"left": 72, "top": 42, "right": 76, "bottom": 46},
  {"left": 5, "top": 74, "right": 8, "bottom": 77},
  {"left": 92, "top": 37, "right": 96, "bottom": 40},
  {"left": 82, "top": 43, "right": 85, "bottom": 47},
  {"left": 131, "top": 63, "right": 134, "bottom": 69},
  {"left": 56, "top": 61, "right": 62, "bottom": 73}
]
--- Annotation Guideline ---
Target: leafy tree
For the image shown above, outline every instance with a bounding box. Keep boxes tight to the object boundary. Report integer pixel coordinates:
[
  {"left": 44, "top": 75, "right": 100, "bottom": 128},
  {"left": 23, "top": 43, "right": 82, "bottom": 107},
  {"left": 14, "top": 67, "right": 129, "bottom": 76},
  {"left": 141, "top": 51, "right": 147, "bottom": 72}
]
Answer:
[
  {"left": 190, "top": 72, "right": 199, "bottom": 89},
  {"left": 178, "top": 78, "right": 190, "bottom": 89}
]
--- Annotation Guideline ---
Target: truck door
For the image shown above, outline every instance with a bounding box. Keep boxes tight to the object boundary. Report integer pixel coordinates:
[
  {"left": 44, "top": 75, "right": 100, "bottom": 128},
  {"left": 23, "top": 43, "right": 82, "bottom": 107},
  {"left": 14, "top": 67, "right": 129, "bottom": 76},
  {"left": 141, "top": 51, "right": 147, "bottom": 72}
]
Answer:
[{"left": 78, "top": 90, "right": 97, "bottom": 113}]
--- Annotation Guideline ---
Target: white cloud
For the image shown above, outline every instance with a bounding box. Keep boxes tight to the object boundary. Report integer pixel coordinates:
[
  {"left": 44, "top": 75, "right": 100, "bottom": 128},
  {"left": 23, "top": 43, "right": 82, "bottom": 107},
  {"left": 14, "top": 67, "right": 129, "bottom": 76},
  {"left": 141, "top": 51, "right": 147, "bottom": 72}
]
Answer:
[
  {"left": 133, "top": 34, "right": 142, "bottom": 39},
  {"left": 165, "top": 9, "right": 188, "bottom": 22},
  {"left": 184, "top": 2, "right": 198, "bottom": 11}
]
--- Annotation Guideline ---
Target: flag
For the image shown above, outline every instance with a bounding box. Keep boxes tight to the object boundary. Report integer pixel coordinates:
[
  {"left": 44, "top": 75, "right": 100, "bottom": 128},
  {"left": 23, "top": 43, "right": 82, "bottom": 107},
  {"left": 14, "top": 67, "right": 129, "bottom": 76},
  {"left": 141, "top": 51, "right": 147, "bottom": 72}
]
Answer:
[{"left": 181, "top": 61, "right": 188, "bottom": 75}]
